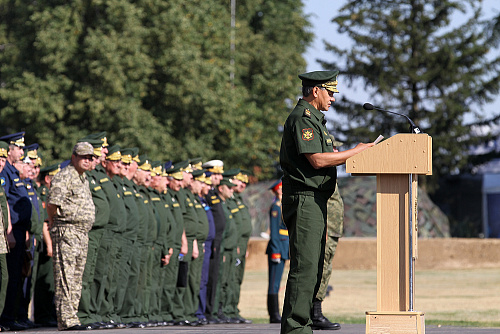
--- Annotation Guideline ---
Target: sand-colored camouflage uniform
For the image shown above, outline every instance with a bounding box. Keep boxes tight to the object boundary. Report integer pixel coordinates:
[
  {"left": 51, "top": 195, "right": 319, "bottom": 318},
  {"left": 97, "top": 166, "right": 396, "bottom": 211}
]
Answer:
[
  {"left": 316, "top": 184, "right": 344, "bottom": 300},
  {"left": 48, "top": 163, "right": 95, "bottom": 330}
]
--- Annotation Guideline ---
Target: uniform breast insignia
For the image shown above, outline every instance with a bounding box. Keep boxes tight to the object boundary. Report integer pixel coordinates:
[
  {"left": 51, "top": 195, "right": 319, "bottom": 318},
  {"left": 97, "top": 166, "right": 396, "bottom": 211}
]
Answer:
[
  {"left": 302, "top": 128, "right": 314, "bottom": 141},
  {"left": 324, "top": 130, "right": 329, "bottom": 136},
  {"left": 100, "top": 178, "right": 109, "bottom": 183},
  {"left": 1, "top": 177, "right": 5, "bottom": 187},
  {"left": 91, "top": 179, "right": 96, "bottom": 185},
  {"left": 272, "top": 210, "right": 278, "bottom": 218},
  {"left": 304, "top": 109, "right": 311, "bottom": 118}
]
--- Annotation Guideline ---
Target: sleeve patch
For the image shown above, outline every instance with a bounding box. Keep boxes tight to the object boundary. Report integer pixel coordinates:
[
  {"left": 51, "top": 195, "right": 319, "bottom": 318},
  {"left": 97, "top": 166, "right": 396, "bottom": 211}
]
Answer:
[{"left": 302, "top": 128, "right": 314, "bottom": 141}]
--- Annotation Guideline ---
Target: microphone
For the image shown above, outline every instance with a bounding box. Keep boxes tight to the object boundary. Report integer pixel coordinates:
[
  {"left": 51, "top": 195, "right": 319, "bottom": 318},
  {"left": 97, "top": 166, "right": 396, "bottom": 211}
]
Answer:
[{"left": 363, "top": 103, "right": 421, "bottom": 134}]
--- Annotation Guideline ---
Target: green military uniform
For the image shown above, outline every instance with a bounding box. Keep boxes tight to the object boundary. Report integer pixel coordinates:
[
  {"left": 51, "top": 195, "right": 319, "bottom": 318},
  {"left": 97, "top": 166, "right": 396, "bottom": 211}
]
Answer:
[
  {"left": 160, "top": 185, "right": 183, "bottom": 324},
  {"left": 48, "top": 143, "right": 96, "bottom": 330},
  {"left": 173, "top": 184, "right": 198, "bottom": 324},
  {"left": 213, "top": 177, "right": 238, "bottom": 322},
  {"left": 187, "top": 170, "right": 210, "bottom": 323},
  {"left": 119, "top": 148, "right": 148, "bottom": 325},
  {"left": 77, "top": 135, "right": 110, "bottom": 326},
  {"left": 229, "top": 171, "right": 253, "bottom": 322},
  {"left": 134, "top": 156, "right": 157, "bottom": 324},
  {"left": 34, "top": 164, "right": 60, "bottom": 326},
  {"left": 279, "top": 71, "right": 339, "bottom": 334}
]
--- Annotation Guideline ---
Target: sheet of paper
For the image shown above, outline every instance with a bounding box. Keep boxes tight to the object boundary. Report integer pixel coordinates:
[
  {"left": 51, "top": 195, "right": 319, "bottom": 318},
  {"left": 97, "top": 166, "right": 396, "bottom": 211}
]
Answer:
[{"left": 373, "top": 135, "right": 384, "bottom": 144}]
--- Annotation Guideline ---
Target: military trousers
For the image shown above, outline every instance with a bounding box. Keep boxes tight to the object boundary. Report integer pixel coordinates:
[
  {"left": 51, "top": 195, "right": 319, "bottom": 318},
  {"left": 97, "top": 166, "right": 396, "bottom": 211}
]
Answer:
[
  {"left": 219, "top": 248, "right": 236, "bottom": 316},
  {"left": 160, "top": 248, "right": 179, "bottom": 322},
  {"left": 195, "top": 239, "right": 212, "bottom": 319},
  {"left": 148, "top": 244, "right": 162, "bottom": 322},
  {"left": 51, "top": 226, "right": 89, "bottom": 330},
  {"left": 1, "top": 228, "right": 28, "bottom": 323},
  {"left": 316, "top": 236, "right": 339, "bottom": 301},
  {"left": 186, "top": 241, "right": 204, "bottom": 322},
  {"left": 228, "top": 241, "right": 249, "bottom": 317},
  {"left": 268, "top": 255, "right": 286, "bottom": 295},
  {"left": 0, "top": 254, "right": 7, "bottom": 316},
  {"left": 172, "top": 239, "right": 193, "bottom": 322},
  {"left": 77, "top": 228, "right": 105, "bottom": 324},
  {"left": 34, "top": 244, "right": 56, "bottom": 324},
  {"left": 280, "top": 192, "right": 328, "bottom": 334},
  {"left": 119, "top": 240, "right": 142, "bottom": 323}
]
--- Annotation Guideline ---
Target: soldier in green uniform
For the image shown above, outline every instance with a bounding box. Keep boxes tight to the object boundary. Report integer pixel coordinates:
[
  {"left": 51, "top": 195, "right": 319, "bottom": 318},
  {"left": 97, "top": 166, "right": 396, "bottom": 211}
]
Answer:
[
  {"left": 214, "top": 177, "right": 238, "bottom": 323},
  {"left": 229, "top": 170, "right": 253, "bottom": 324},
  {"left": 34, "top": 163, "right": 60, "bottom": 327},
  {"left": 119, "top": 148, "right": 148, "bottom": 328},
  {"left": 187, "top": 169, "right": 209, "bottom": 324},
  {"left": 132, "top": 155, "right": 158, "bottom": 327},
  {"left": 77, "top": 134, "right": 112, "bottom": 328},
  {"left": 279, "top": 70, "right": 374, "bottom": 334},
  {"left": 312, "top": 136, "right": 344, "bottom": 330},
  {"left": 47, "top": 142, "right": 97, "bottom": 331}
]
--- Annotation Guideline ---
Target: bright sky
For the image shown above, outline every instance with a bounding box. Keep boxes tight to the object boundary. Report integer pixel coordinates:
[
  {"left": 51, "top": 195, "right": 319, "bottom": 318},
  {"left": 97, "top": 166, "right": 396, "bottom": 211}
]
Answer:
[{"left": 302, "top": 0, "right": 500, "bottom": 122}]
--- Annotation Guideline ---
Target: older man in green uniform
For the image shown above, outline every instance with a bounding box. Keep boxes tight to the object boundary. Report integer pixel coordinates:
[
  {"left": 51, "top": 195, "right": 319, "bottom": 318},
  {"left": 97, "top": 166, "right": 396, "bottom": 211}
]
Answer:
[{"left": 279, "top": 70, "right": 373, "bottom": 334}]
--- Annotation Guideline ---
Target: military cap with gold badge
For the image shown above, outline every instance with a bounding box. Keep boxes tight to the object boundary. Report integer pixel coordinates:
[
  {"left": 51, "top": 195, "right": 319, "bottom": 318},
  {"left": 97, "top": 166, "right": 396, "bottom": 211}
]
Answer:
[
  {"left": 137, "top": 155, "right": 152, "bottom": 171},
  {"left": 81, "top": 131, "right": 109, "bottom": 148},
  {"left": 20, "top": 143, "right": 38, "bottom": 163},
  {"left": 234, "top": 169, "right": 251, "bottom": 184},
  {"left": 0, "top": 141, "right": 8, "bottom": 158},
  {"left": 190, "top": 157, "right": 203, "bottom": 171},
  {"left": 219, "top": 176, "right": 236, "bottom": 188},
  {"left": 191, "top": 169, "right": 207, "bottom": 182},
  {"left": 298, "top": 70, "right": 339, "bottom": 93},
  {"left": 151, "top": 161, "right": 163, "bottom": 177},
  {"left": 106, "top": 145, "right": 121, "bottom": 161},
  {"left": 120, "top": 148, "right": 134, "bottom": 164},
  {"left": 0, "top": 132, "right": 25, "bottom": 147},
  {"left": 39, "top": 163, "right": 61, "bottom": 178},
  {"left": 167, "top": 162, "right": 185, "bottom": 181}
]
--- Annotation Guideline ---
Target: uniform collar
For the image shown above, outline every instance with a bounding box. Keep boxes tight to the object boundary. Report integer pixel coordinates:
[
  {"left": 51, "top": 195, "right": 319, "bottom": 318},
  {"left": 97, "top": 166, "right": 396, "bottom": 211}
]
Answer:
[{"left": 298, "top": 99, "right": 325, "bottom": 124}]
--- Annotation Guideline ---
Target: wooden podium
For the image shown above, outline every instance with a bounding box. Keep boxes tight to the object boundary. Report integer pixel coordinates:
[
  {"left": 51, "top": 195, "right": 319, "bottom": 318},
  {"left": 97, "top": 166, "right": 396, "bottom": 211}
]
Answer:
[{"left": 346, "top": 134, "right": 432, "bottom": 334}]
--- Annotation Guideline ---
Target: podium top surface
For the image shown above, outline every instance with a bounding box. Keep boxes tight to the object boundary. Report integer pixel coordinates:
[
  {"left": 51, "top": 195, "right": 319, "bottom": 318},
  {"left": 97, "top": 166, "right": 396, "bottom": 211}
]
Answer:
[{"left": 346, "top": 134, "right": 432, "bottom": 175}]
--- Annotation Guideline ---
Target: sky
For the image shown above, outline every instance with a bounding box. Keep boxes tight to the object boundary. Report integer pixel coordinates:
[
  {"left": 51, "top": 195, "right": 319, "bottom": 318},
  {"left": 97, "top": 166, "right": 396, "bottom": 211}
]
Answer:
[{"left": 302, "top": 0, "right": 500, "bottom": 122}]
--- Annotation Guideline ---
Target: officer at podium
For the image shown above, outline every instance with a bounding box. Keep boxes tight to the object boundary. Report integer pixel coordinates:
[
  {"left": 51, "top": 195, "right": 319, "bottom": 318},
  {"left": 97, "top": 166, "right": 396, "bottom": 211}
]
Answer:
[{"left": 279, "top": 70, "right": 373, "bottom": 334}]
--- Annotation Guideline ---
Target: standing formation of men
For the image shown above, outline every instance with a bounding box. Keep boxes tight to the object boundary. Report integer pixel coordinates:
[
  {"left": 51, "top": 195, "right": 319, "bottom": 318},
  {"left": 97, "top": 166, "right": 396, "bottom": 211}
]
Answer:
[{"left": 0, "top": 131, "right": 255, "bottom": 331}]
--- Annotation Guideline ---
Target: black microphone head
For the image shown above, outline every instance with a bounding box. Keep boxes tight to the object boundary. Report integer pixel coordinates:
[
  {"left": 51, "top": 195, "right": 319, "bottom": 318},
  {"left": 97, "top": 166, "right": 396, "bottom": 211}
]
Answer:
[{"left": 363, "top": 102, "right": 374, "bottom": 110}]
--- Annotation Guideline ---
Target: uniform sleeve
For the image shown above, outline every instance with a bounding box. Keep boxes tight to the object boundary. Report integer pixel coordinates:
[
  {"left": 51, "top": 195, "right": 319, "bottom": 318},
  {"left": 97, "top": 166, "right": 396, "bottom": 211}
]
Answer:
[
  {"left": 48, "top": 174, "right": 68, "bottom": 207},
  {"left": 292, "top": 117, "right": 324, "bottom": 155}
]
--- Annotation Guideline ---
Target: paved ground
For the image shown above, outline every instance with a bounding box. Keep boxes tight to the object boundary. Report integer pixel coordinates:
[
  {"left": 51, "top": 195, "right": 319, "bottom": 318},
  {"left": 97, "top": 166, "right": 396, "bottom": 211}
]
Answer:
[{"left": 18, "top": 323, "right": 500, "bottom": 333}]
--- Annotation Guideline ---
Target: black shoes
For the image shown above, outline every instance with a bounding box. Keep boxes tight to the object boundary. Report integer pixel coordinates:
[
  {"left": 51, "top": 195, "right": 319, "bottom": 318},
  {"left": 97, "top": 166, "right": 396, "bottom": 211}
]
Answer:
[
  {"left": 311, "top": 299, "right": 341, "bottom": 330},
  {"left": 63, "top": 323, "right": 98, "bottom": 331}
]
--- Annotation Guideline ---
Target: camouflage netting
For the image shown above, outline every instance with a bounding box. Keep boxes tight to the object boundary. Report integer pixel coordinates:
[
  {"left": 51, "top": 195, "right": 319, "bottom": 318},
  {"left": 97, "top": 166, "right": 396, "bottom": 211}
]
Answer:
[{"left": 243, "top": 176, "right": 450, "bottom": 238}]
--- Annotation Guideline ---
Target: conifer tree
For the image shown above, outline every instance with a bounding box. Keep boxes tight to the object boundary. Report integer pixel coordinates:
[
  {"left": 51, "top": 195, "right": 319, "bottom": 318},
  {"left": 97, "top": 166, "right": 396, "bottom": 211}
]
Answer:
[{"left": 319, "top": 0, "right": 500, "bottom": 191}]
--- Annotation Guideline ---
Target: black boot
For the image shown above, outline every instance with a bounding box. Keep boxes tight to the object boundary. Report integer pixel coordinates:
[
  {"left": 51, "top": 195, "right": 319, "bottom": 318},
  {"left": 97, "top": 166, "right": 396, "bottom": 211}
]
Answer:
[
  {"left": 267, "top": 294, "right": 281, "bottom": 323},
  {"left": 311, "top": 299, "right": 341, "bottom": 330}
]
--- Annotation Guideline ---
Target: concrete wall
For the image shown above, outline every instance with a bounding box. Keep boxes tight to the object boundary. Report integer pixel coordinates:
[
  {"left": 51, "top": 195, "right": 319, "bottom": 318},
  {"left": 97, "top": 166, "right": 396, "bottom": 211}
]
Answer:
[{"left": 245, "top": 237, "right": 500, "bottom": 271}]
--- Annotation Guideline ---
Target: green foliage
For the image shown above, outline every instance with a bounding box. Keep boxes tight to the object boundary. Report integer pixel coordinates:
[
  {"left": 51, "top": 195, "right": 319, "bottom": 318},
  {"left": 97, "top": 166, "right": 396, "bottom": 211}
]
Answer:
[
  {"left": 319, "top": 0, "right": 500, "bottom": 192},
  {"left": 0, "top": 0, "right": 312, "bottom": 177}
]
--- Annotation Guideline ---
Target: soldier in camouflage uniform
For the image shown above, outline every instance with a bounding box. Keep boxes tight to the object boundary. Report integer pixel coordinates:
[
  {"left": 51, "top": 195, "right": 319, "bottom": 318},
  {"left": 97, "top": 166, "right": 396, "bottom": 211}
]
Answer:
[
  {"left": 311, "top": 135, "right": 344, "bottom": 331},
  {"left": 47, "top": 142, "right": 96, "bottom": 331}
]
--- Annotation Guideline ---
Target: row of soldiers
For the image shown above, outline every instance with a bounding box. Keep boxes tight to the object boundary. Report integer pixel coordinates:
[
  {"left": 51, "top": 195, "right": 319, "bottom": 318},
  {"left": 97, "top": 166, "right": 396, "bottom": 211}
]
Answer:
[{"left": 0, "top": 131, "right": 254, "bottom": 331}]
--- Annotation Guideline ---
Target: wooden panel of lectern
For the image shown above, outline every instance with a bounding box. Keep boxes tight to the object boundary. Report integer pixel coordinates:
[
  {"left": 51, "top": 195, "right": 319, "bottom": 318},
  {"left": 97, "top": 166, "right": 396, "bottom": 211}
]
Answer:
[{"left": 346, "top": 134, "right": 432, "bottom": 334}]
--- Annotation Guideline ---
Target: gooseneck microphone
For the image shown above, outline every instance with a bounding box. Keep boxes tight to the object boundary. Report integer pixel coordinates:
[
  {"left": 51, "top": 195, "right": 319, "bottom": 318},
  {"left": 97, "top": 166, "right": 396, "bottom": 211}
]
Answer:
[{"left": 363, "top": 103, "right": 421, "bottom": 134}]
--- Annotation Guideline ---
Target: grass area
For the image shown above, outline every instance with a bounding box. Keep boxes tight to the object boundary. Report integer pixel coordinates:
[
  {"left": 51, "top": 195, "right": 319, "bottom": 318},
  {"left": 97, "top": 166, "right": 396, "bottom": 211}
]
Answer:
[{"left": 239, "top": 268, "right": 500, "bottom": 328}]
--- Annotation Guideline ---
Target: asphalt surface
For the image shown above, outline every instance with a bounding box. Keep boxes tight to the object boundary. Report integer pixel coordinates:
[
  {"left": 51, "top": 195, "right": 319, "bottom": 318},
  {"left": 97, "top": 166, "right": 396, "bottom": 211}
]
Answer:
[{"left": 15, "top": 323, "right": 500, "bottom": 333}]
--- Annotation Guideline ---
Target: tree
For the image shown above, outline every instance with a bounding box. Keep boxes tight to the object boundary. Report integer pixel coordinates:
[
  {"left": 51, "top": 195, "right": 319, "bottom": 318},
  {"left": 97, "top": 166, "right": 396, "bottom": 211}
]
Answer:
[
  {"left": 318, "top": 0, "right": 500, "bottom": 191},
  {"left": 0, "top": 0, "right": 312, "bottom": 178}
]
